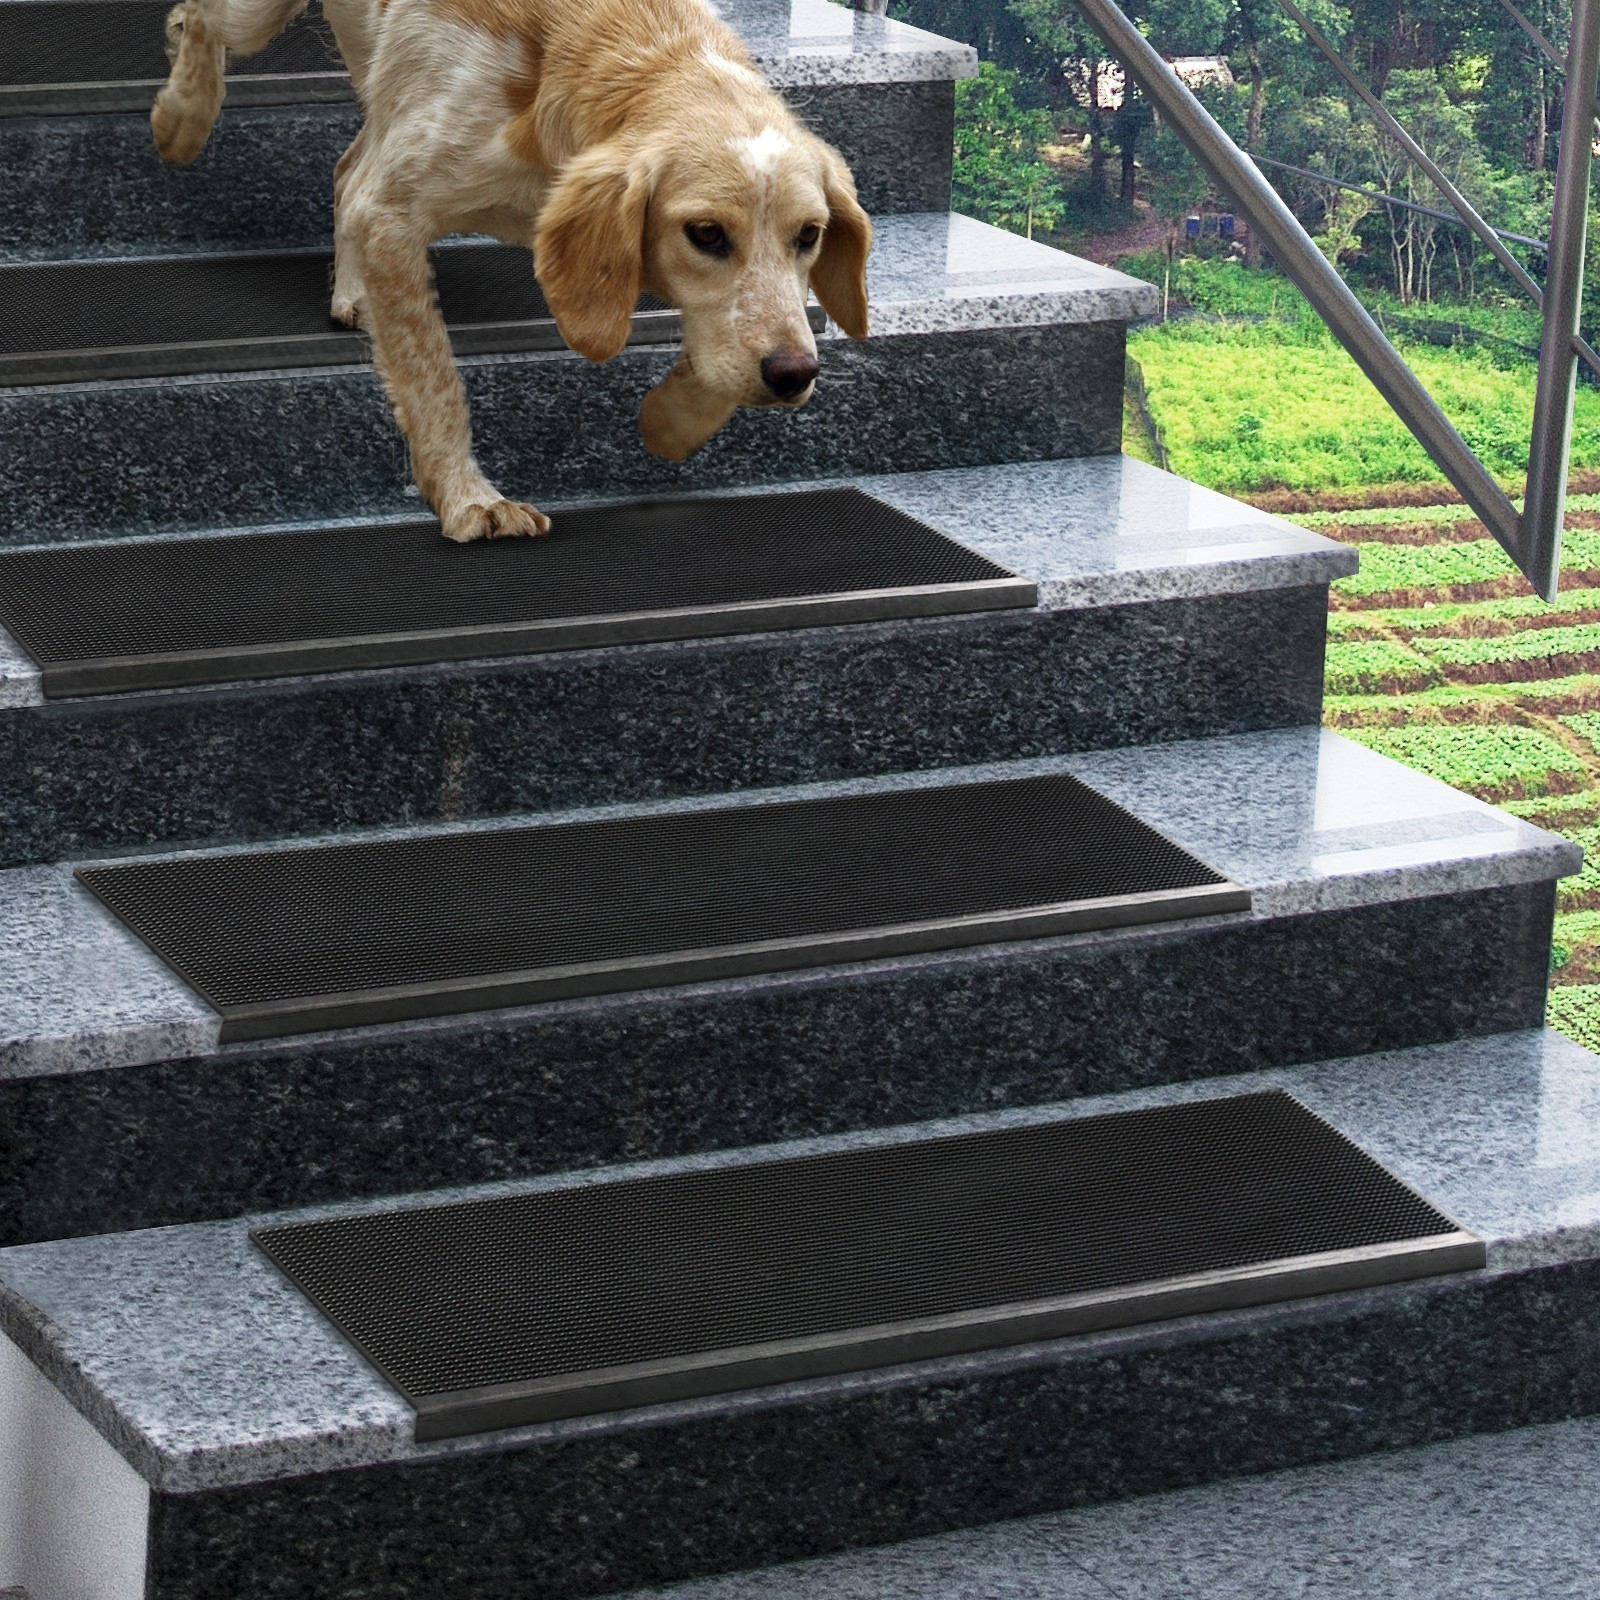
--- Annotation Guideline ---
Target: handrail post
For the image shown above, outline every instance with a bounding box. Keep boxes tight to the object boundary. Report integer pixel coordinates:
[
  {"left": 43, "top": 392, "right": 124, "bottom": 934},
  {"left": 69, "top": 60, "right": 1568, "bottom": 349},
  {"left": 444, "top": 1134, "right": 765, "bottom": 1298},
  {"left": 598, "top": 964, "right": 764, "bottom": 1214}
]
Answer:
[{"left": 1523, "top": 0, "right": 1600, "bottom": 598}]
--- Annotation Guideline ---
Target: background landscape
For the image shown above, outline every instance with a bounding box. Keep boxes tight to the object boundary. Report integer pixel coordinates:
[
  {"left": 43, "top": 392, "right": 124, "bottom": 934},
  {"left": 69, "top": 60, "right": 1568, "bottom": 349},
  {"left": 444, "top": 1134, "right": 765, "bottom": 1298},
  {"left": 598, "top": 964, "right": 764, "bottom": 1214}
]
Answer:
[{"left": 889, "top": 0, "right": 1600, "bottom": 1046}]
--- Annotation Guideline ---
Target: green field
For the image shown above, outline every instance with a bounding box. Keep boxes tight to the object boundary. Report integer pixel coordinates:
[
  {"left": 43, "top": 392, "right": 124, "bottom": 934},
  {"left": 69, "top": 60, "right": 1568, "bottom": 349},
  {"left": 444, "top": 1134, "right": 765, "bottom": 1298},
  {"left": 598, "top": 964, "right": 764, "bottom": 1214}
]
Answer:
[{"left": 1126, "top": 264, "right": 1600, "bottom": 1048}]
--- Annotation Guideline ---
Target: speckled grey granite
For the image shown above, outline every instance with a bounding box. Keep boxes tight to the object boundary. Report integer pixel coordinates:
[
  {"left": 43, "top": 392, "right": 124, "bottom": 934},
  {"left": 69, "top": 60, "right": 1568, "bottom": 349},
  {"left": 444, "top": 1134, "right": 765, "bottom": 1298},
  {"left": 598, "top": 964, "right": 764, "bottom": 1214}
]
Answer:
[
  {"left": 0, "top": 457, "right": 1352, "bottom": 865},
  {"left": 0, "top": 626, "right": 36, "bottom": 708},
  {"left": 632, "top": 1518, "right": 1112, "bottom": 1600},
  {"left": 0, "top": 82, "right": 952, "bottom": 262},
  {"left": 2, "top": 0, "right": 975, "bottom": 101},
  {"left": 0, "top": 865, "right": 217, "bottom": 1083},
  {"left": 613, "top": 1413, "right": 1600, "bottom": 1599},
  {"left": 0, "top": 455, "right": 1351, "bottom": 707},
  {"left": 0, "top": 214, "right": 1144, "bottom": 542},
  {"left": 0, "top": 731, "right": 1573, "bottom": 1241},
  {"left": 3, "top": 1030, "right": 1600, "bottom": 1600},
  {"left": 0, "top": 728, "right": 1570, "bottom": 1075},
  {"left": 0, "top": 583, "right": 1332, "bottom": 864}
]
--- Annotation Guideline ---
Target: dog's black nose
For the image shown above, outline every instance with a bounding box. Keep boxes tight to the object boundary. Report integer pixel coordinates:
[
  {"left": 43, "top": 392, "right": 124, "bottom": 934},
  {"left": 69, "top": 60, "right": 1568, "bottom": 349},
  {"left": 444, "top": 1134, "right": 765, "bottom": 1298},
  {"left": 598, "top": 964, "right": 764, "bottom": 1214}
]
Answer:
[{"left": 761, "top": 351, "right": 820, "bottom": 400}]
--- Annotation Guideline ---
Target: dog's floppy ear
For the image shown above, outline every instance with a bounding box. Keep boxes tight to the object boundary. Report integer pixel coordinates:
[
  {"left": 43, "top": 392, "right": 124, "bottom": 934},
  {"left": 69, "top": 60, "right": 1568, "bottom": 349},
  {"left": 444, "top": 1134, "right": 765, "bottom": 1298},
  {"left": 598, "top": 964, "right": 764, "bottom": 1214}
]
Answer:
[
  {"left": 811, "top": 146, "right": 871, "bottom": 341},
  {"left": 534, "top": 142, "right": 652, "bottom": 363}
]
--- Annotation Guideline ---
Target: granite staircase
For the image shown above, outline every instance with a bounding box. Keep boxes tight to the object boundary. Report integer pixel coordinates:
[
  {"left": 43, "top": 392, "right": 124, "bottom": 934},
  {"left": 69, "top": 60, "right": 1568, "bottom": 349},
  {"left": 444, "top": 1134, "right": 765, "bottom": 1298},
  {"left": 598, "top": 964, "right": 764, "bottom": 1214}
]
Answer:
[{"left": 0, "top": 2, "right": 1595, "bottom": 1597}]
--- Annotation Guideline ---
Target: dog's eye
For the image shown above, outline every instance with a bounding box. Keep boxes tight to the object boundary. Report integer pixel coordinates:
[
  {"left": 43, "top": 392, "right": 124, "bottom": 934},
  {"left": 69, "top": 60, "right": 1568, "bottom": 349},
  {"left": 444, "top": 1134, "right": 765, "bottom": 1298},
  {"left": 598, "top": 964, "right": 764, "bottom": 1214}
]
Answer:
[
  {"left": 686, "top": 221, "right": 729, "bottom": 256},
  {"left": 795, "top": 223, "right": 822, "bottom": 251}
]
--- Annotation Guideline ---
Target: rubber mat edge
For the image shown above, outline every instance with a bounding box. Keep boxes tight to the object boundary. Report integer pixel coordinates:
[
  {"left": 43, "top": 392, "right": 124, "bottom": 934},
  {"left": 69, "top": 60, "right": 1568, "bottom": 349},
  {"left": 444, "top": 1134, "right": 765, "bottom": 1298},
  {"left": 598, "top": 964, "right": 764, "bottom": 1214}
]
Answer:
[
  {"left": 388, "top": 1231, "right": 1484, "bottom": 1439},
  {"left": 0, "top": 309, "right": 691, "bottom": 390},
  {"left": 0, "top": 73, "right": 354, "bottom": 117},
  {"left": 195, "top": 882, "right": 1251, "bottom": 1041},
  {"left": 34, "top": 578, "right": 1038, "bottom": 696}
]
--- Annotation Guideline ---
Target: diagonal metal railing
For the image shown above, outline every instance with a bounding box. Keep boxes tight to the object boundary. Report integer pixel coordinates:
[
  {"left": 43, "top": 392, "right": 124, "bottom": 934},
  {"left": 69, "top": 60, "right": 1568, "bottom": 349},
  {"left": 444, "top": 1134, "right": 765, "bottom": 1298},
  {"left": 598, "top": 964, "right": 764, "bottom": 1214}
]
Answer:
[
  {"left": 1070, "top": 0, "right": 1599, "bottom": 599},
  {"left": 855, "top": 0, "right": 1599, "bottom": 600}
]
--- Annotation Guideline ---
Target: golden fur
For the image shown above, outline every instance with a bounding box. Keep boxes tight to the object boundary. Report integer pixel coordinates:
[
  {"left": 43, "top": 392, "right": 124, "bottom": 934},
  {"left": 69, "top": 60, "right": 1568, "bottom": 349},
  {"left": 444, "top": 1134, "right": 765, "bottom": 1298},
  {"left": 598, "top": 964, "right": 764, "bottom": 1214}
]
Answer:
[{"left": 151, "top": 0, "right": 872, "bottom": 540}]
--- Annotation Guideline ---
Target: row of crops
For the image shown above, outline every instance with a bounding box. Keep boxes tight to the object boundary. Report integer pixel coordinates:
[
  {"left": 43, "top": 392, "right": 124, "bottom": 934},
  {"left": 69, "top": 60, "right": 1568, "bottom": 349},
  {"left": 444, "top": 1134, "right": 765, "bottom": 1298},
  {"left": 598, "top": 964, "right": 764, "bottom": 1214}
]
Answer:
[{"left": 1300, "top": 497, "right": 1600, "bottom": 1050}]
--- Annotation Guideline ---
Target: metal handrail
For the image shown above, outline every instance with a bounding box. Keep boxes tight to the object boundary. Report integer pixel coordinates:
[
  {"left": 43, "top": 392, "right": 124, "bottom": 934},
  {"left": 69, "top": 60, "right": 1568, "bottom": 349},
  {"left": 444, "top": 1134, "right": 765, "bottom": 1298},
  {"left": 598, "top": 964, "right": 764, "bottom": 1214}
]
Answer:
[
  {"left": 1276, "top": 0, "right": 1600, "bottom": 384},
  {"left": 1524, "top": 0, "right": 1600, "bottom": 587},
  {"left": 1492, "top": 0, "right": 1600, "bottom": 128},
  {"left": 855, "top": 0, "right": 1595, "bottom": 598},
  {"left": 1251, "top": 157, "right": 1552, "bottom": 253}
]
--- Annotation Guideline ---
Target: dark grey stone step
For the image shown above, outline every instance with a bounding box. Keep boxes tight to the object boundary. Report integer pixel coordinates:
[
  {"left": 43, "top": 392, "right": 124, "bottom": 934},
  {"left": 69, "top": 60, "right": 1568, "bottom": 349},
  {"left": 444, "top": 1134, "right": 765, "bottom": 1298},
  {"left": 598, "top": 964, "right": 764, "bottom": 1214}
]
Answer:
[
  {"left": 0, "top": 242, "right": 777, "bottom": 387},
  {"left": 0, "top": 0, "right": 974, "bottom": 111},
  {"left": 0, "top": 457, "right": 1347, "bottom": 867},
  {"left": 606, "top": 1412, "right": 1600, "bottom": 1600},
  {"left": 0, "top": 89, "right": 952, "bottom": 263},
  {"left": 1, "top": 1028, "right": 1594, "bottom": 1598},
  {"left": 0, "top": 0, "right": 967, "bottom": 256},
  {"left": 0, "top": 731, "right": 1571, "bottom": 1246},
  {"left": 0, "top": 214, "right": 1152, "bottom": 544}
]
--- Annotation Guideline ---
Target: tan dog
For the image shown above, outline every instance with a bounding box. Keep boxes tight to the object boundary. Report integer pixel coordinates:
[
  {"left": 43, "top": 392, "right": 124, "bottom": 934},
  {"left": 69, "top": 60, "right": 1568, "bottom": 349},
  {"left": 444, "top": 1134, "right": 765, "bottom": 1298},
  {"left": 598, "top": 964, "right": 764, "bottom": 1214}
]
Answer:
[{"left": 151, "top": 0, "right": 872, "bottom": 541}]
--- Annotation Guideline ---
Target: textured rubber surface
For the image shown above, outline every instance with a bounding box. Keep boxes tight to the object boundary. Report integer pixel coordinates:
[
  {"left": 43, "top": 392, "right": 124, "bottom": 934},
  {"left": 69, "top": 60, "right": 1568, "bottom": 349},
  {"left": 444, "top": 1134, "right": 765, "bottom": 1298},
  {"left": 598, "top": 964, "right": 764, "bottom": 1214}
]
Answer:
[
  {"left": 0, "top": 487, "right": 1034, "bottom": 695},
  {"left": 74, "top": 770, "right": 1250, "bottom": 1040},
  {"left": 0, "top": 242, "right": 695, "bottom": 384},
  {"left": 0, "top": 0, "right": 340, "bottom": 88},
  {"left": 250, "top": 1090, "right": 1482, "bottom": 1439}
]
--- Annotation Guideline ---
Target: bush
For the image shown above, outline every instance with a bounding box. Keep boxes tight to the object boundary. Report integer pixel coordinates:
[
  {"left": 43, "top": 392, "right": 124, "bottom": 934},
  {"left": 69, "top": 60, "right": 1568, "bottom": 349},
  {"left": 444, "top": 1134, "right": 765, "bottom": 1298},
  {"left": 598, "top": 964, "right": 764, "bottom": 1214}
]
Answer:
[
  {"left": 1546, "top": 985, "right": 1600, "bottom": 1048},
  {"left": 953, "top": 62, "right": 1066, "bottom": 238},
  {"left": 1322, "top": 639, "right": 1441, "bottom": 694},
  {"left": 1411, "top": 623, "right": 1600, "bottom": 681},
  {"left": 1130, "top": 318, "right": 1600, "bottom": 495}
]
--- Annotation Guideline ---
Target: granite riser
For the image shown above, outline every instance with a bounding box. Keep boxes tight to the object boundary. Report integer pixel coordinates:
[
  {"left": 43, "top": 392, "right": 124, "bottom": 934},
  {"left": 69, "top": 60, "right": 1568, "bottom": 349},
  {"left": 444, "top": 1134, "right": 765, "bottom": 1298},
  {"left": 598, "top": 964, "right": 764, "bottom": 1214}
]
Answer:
[
  {"left": 0, "top": 83, "right": 952, "bottom": 262},
  {"left": 0, "top": 879, "right": 1554, "bottom": 1246},
  {"left": 130, "top": 1254, "right": 1600, "bottom": 1599},
  {"left": 0, "top": 585, "right": 1329, "bottom": 867},
  {"left": 0, "top": 323, "right": 1124, "bottom": 542}
]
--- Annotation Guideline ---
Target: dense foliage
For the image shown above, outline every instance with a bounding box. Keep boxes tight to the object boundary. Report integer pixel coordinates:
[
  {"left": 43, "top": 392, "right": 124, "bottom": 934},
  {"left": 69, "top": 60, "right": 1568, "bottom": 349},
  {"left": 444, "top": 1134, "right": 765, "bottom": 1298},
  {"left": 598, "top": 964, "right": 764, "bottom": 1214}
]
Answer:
[{"left": 890, "top": 0, "right": 1599, "bottom": 317}]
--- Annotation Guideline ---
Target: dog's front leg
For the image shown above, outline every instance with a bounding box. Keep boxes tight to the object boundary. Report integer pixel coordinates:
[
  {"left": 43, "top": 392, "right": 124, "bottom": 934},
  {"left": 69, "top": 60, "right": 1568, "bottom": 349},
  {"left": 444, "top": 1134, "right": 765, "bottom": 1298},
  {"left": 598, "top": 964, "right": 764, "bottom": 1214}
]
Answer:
[
  {"left": 351, "top": 201, "right": 550, "bottom": 542},
  {"left": 639, "top": 361, "right": 739, "bottom": 462}
]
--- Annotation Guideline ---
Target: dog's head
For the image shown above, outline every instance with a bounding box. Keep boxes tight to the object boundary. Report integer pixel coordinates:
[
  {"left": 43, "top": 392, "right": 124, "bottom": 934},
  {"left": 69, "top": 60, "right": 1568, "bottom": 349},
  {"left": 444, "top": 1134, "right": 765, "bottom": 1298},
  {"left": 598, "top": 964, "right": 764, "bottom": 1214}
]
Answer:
[{"left": 533, "top": 116, "right": 870, "bottom": 451}]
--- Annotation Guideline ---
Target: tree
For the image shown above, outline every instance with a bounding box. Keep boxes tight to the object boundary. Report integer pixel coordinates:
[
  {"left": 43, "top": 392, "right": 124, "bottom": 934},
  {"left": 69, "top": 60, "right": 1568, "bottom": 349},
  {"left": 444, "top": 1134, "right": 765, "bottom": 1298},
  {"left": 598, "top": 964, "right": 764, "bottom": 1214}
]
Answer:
[
  {"left": 1367, "top": 69, "right": 1489, "bottom": 302},
  {"left": 951, "top": 61, "right": 1069, "bottom": 237}
]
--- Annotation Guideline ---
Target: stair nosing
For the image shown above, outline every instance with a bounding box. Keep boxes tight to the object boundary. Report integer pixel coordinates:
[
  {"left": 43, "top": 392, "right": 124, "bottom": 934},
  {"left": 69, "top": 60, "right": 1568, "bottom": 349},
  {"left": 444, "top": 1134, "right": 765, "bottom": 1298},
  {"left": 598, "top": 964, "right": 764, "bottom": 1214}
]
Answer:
[
  {"left": 0, "top": 1024, "right": 1588, "bottom": 1493},
  {"left": 0, "top": 456, "right": 1353, "bottom": 707},
  {"left": 0, "top": 730, "right": 1577, "bottom": 1081}
]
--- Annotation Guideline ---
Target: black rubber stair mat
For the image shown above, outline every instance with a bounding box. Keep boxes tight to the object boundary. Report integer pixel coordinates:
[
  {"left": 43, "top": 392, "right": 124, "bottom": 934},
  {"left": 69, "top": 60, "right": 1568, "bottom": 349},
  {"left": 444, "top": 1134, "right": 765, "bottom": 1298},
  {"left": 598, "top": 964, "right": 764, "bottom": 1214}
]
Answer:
[
  {"left": 0, "top": 242, "right": 787, "bottom": 384},
  {"left": 0, "top": 487, "right": 1034, "bottom": 696},
  {"left": 0, "top": 0, "right": 351, "bottom": 113},
  {"left": 250, "top": 1089, "right": 1484, "bottom": 1440},
  {"left": 74, "top": 770, "right": 1251, "bottom": 1041}
]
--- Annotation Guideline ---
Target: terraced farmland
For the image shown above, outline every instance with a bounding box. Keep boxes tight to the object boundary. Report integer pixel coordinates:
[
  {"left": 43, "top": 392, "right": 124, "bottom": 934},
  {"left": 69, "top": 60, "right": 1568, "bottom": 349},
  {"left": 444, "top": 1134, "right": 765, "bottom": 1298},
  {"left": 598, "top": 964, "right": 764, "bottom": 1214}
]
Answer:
[{"left": 1304, "top": 489, "right": 1600, "bottom": 1049}]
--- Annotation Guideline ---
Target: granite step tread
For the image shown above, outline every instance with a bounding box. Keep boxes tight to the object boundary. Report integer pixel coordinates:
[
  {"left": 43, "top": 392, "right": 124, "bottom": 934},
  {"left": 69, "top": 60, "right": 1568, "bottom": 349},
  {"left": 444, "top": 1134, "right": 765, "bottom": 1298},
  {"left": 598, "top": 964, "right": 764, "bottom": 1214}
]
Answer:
[
  {"left": 0, "top": 728, "right": 1575, "bottom": 1083},
  {"left": 0, "top": 241, "right": 787, "bottom": 388},
  {"left": 0, "top": 212, "right": 1154, "bottom": 543},
  {"left": 2, "top": 1024, "right": 1595, "bottom": 1500},
  {"left": 0, "top": 0, "right": 977, "bottom": 115},
  {"left": 0, "top": 87, "right": 956, "bottom": 263},
  {"left": 0, "top": 455, "right": 1350, "bottom": 707},
  {"left": 608, "top": 1409, "right": 1600, "bottom": 1599},
  {"left": 0, "top": 211, "right": 1154, "bottom": 395}
]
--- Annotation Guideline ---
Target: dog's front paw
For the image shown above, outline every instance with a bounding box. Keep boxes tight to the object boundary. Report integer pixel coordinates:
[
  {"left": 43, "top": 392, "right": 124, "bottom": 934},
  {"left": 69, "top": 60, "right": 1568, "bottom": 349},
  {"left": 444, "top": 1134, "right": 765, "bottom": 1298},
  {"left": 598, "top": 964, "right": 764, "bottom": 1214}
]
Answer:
[
  {"left": 639, "top": 367, "right": 738, "bottom": 461},
  {"left": 151, "top": 90, "right": 215, "bottom": 165},
  {"left": 441, "top": 499, "right": 553, "bottom": 543},
  {"left": 329, "top": 288, "right": 367, "bottom": 329}
]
